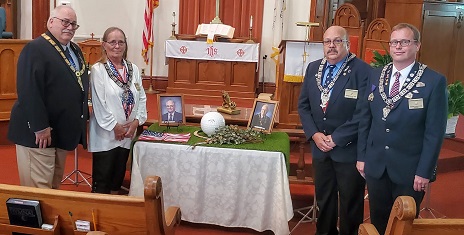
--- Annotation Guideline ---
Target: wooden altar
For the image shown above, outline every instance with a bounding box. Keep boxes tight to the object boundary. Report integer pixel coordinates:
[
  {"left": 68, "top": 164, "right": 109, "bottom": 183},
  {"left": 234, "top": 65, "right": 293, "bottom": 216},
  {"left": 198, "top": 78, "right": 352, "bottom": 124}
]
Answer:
[{"left": 165, "top": 40, "right": 259, "bottom": 102}]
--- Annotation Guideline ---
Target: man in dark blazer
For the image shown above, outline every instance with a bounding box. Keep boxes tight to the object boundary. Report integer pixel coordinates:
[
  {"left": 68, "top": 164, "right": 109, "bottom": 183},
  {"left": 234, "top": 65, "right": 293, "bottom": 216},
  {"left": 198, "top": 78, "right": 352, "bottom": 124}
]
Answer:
[
  {"left": 8, "top": 5, "right": 89, "bottom": 189},
  {"left": 251, "top": 103, "right": 272, "bottom": 130},
  {"left": 161, "top": 99, "right": 183, "bottom": 123},
  {"left": 357, "top": 23, "right": 447, "bottom": 234},
  {"left": 298, "top": 26, "right": 371, "bottom": 235}
]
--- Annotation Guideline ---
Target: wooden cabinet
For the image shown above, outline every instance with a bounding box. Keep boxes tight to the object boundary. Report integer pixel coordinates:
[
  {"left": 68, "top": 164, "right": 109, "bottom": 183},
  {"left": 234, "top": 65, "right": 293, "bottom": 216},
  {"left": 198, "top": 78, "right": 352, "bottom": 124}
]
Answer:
[{"left": 420, "top": 1, "right": 464, "bottom": 84}]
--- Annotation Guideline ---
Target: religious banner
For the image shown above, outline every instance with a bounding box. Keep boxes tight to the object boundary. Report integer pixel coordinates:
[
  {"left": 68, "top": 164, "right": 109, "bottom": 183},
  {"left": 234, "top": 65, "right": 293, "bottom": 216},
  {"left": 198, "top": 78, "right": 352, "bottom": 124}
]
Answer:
[
  {"left": 165, "top": 40, "right": 259, "bottom": 63},
  {"left": 283, "top": 42, "right": 324, "bottom": 82}
]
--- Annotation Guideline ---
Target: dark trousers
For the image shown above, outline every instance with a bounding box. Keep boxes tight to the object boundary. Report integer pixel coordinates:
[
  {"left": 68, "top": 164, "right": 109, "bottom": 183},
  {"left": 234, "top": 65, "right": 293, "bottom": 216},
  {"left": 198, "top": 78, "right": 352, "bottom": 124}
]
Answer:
[
  {"left": 92, "top": 147, "right": 129, "bottom": 194},
  {"left": 366, "top": 171, "right": 425, "bottom": 235},
  {"left": 313, "top": 157, "right": 366, "bottom": 235}
]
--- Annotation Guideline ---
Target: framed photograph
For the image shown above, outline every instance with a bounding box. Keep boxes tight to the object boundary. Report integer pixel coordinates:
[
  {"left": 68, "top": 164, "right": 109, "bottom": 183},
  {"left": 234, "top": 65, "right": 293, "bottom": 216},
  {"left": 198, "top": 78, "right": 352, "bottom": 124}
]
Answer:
[
  {"left": 248, "top": 99, "right": 279, "bottom": 133},
  {"left": 158, "top": 94, "right": 185, "bottom": 126}
]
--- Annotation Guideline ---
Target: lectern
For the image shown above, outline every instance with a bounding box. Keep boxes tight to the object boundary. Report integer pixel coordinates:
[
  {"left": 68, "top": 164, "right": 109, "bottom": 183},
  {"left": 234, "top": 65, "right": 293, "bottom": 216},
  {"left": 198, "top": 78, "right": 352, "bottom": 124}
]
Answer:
[{"left": 275, "top": 40, "right": 323, "bottom": 128}]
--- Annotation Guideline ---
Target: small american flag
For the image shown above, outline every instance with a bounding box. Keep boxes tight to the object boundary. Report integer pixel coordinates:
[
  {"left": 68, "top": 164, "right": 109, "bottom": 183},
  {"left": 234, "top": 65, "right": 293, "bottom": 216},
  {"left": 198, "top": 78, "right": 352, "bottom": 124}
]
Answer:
[
  {"left": 138, "top": 130, "right": 166, "bottom": 141},
  {"left": 163, "top": 133, "right": 191, "bottom": 143}
]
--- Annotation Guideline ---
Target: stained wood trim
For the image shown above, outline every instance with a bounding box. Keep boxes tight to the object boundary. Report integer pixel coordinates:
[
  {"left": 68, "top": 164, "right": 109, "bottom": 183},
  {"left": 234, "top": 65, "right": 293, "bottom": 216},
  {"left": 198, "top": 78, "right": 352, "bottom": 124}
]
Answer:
[{"left": 32, "top": 0, "right": 49, "bottom": 38}]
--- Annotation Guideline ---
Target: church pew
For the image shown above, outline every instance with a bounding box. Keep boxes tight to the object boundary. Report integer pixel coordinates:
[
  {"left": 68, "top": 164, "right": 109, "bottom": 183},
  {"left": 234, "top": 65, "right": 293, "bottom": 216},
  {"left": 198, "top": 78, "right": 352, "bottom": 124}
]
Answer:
[
  {"left": 358, "top": 196, "right": 464, "bottom": 235},
  {"left": 0, "top": 175, "right": 181, "bottom": 235}
]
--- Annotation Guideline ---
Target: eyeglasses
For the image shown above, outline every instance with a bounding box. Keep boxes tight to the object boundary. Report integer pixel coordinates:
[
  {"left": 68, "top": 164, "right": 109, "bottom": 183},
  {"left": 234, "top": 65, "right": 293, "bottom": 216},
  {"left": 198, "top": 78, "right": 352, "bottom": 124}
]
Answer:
[
  {"left": 389, "top": 39, "right": 417, "bottom": 47},
  {"left": 53, "top": 17, "right": 80, "bottom": 30},
  {"left": 105, "top": 41, "right": 126, "bottom": 47},
  {"left": 323, "top": 38, "right": 347, "bottom": 46}
]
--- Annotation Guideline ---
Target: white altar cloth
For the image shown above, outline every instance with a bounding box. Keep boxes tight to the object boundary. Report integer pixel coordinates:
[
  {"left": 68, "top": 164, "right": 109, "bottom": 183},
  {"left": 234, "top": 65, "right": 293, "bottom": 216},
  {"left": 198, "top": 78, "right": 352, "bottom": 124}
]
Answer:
[
  {"left": 165, "top": 40, "right": 260, "bottom": 62},
  {"left": 129, "top": 141, "right": 293, "bottom": 235}
]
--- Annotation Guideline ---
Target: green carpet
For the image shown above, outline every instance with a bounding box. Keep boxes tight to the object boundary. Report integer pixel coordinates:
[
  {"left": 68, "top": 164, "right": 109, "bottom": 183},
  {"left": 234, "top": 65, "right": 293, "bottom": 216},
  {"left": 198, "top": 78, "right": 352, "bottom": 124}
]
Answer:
[{"left": 140, "top": 123, "right": 290, "bottom": 171}]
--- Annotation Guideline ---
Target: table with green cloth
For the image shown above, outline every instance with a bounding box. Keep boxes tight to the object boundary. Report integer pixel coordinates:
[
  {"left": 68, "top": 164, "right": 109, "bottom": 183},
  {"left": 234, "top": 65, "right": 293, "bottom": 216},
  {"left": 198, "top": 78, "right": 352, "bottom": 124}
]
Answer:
[{"left": 129, "top": 123, "right": 293, "bottom": 235}]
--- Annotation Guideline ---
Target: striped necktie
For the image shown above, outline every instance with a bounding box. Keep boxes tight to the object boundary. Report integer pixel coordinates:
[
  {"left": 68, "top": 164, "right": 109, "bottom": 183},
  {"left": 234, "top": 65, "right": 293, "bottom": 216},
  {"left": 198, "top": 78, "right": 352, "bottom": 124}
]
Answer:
[
  {"left": 324, "top": 65, "right": 336, "bottom": 88},
  {"left": 390, "top": 72, "right": 401, "bottom": 97},
  {"left": 64, "top": 47, "right": 76, "bottom": 69}
]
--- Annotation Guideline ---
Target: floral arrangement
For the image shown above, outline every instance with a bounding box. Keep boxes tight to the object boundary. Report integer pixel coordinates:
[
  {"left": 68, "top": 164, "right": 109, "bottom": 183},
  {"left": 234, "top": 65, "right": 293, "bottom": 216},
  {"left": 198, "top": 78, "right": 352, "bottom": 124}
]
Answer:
[{"left": 196, "top": 125, "right": 264, "bottom": 145}]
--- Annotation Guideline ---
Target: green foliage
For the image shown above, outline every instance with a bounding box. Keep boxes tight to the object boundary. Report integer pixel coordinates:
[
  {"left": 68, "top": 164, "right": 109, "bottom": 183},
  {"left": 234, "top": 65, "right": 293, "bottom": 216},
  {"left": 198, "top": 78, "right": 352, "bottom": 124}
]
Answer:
[
  {"left": 205, "top": 125, "right": 264, "bottom": 145},
  {"left": 448, "top": 81, "right": 464, "bottom": 118},
  {"left": 370, "top": 50, "right": 392, "bottom": 68}
]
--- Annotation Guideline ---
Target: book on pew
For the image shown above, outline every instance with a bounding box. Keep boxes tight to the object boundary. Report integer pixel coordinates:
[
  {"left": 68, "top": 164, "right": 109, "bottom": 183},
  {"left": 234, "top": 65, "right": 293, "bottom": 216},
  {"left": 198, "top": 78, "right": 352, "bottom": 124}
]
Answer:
[{"left": 6, "top": 198, "right": 43, "bottom": 235}]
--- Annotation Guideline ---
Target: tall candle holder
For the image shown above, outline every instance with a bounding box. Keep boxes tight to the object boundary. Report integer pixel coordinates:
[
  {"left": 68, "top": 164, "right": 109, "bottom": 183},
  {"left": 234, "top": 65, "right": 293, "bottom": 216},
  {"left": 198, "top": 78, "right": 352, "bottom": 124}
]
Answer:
[
  {"left": 169, "top": 12, "right": 177, "bottom": 40},
  {"left": 246, "top": 27, "right": 255, "bottom": 44}
]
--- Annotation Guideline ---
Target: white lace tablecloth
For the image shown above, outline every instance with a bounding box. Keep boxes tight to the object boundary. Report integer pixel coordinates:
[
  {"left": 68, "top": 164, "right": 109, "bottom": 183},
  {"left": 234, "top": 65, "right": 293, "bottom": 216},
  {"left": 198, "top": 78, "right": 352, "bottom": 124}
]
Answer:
[{"left": 129, "top": 141, "right": 293, "bottom": 235}]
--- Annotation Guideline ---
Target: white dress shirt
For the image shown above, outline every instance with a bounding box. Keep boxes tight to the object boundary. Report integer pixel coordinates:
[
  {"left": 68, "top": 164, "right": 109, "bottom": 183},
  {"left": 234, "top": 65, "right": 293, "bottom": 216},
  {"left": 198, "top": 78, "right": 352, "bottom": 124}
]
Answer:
[{"left": 88, "top": 61, "right": 147, "bottom": 152}]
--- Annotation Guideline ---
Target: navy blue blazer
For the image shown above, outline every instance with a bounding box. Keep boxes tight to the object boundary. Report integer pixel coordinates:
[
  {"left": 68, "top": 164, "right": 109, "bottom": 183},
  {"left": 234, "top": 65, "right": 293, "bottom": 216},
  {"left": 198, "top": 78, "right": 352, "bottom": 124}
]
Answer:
[
  {"left": 8, "top": 31, "right": 89, "bottom": 150},
  {"left": 357, "top": 62, "right": 447, "bottom": 185},
  {"left": 298, "top": 56, "right": 371, "bottom": 163}
]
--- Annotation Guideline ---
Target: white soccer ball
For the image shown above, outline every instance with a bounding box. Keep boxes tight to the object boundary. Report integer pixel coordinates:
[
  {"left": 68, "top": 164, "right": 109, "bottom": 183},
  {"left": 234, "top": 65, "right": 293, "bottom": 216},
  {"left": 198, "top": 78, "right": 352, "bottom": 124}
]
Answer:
[{"left": 200, "top": 111, "right": 226, "bottom": 137}]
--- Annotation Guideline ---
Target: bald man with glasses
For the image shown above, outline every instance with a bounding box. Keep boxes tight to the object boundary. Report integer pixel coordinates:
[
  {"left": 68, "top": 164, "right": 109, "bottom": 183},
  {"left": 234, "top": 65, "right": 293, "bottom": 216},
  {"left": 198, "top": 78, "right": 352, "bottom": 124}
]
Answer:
[{"left": 8, "top": 5, "right": 89, "bottom": 189}]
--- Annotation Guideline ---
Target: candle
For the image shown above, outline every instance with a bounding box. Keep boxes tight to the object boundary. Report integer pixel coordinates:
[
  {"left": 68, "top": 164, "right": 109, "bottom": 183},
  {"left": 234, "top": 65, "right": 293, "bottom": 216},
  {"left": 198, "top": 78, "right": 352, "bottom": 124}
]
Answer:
[
  {"left": 250, "top": 15, "right": 253, "bottom": 28},
  {"left": 172, "top": 12, "right": 176, "bottom": 23}
]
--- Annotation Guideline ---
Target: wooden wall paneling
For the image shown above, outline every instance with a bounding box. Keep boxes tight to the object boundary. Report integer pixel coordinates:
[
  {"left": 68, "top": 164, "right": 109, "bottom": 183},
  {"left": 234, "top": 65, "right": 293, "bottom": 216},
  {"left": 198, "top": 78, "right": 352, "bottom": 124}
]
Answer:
[
  {"left": 384, "top": 0, "right": 423, "bottom": 30},
  {"left": 310, "top": 0, "right": 330, "bottom": 41},
  {"left": 420, "top": 2, "right": 464, "bottom": 84},
  {"left": 368, "top": 0, "right": 386, "bottom": 25},
  {"left": 0, "top": 40, "right": 29, "bottom": 121},
  {"left": 221, "top": 0, "right": 264, "bottom": 42},
  {"left": 179, "top": 0, "right": 264, "bottom": 42},
  {"left": 167, "top": 58, "right": 256, "bottom": 102},
  {"left": 32, "top": 0, "right": 49, "bottom": 39}
]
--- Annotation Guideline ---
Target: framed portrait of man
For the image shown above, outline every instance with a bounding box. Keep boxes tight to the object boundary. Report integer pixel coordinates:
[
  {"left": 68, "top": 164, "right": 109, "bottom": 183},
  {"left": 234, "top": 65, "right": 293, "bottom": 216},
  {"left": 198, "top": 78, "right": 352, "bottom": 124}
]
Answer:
[
  {"left": 248, "top": 99, "right": 279, "bottom": 133},
  {"left": 158, "top": 94, "right": 185, "bottom": 126}
]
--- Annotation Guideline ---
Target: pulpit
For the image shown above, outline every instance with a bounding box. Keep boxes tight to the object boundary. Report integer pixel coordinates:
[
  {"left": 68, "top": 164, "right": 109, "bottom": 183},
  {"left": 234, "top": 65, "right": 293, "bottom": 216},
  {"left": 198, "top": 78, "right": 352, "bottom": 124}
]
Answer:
[
  {"left": 165, "top": 40, "right": 259, "bottom": 102},
  {"left": 275, "top": 40, "right": 323, "bottom": 127},
  {"left": 77, "top": 35, "right": 102, "bottom": 65}
]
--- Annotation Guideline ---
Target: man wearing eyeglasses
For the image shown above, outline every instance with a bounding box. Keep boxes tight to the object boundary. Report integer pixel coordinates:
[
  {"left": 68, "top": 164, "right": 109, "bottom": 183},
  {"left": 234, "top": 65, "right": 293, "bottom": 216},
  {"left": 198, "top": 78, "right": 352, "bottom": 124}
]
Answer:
[
  {"left": 8, "top": 5, "right": 89, "bottom": 189},
  {"left": 298, "top": 25, "right": 371, "bottom": 235},
  {"left": 357, "top": 23, "right": 447, "bottom": 234}
]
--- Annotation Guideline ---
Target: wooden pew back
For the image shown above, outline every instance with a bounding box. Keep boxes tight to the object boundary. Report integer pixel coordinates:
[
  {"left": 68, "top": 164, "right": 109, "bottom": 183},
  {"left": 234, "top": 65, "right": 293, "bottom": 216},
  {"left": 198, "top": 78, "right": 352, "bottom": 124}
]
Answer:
[
  {"left": 333, "top": 3, "right": 365, "bottom": 57},
  {"left": 359, "top": 196, "right": 464, "bottom": 235},
  {"left": 0, "top": 176, "right": 181, "bottom": 235},
  {"left": 362, "top": 18, "right": 391, "bottom": 65}
]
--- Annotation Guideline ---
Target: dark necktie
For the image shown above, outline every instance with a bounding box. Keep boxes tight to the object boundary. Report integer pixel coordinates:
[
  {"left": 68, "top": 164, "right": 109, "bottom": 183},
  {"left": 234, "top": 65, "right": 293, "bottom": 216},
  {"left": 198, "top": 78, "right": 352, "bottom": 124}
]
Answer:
[
  {"left": 390, "top": 72, "right": 401, "bottom": 97},
  {"left": 324, "top": 65, "right": 336, "bottom": 88},
  {"left": 169, "top": 114, "right": 173, "bottom": 121},
  {"left": 64, "top": 47, "right": 77, "bottom": 69}
]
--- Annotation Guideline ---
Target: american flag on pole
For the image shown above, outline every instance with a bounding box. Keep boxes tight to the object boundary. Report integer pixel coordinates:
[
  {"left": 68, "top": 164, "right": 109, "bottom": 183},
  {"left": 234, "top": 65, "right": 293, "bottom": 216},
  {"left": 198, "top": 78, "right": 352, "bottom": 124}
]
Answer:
[{"left": 142, "top": 0, "right": 159, "bottom": 64}]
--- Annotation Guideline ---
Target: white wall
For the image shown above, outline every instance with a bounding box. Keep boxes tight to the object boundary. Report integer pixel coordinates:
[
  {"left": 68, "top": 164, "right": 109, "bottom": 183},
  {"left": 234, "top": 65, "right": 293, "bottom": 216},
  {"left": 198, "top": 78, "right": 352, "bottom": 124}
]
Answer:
[{"left": 18, "top": 0, "right": 312, "bottom": 83}]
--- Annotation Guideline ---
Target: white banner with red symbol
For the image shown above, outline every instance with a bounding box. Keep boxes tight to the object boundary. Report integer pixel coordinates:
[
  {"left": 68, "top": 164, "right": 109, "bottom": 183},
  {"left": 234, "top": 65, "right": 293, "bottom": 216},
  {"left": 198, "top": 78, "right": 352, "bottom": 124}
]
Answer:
[{"left": 165, "top": 40, "right": 259, "bottom": 63}]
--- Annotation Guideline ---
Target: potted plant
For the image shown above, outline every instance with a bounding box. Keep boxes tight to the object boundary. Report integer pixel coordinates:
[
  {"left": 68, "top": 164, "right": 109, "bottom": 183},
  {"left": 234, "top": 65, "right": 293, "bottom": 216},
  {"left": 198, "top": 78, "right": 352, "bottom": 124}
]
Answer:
[
  {"left": 370, "top": 50, "right": 392, "bottom": 68},
  {"left": 446, "top": 81, "right": 464, "bottom": 136}
]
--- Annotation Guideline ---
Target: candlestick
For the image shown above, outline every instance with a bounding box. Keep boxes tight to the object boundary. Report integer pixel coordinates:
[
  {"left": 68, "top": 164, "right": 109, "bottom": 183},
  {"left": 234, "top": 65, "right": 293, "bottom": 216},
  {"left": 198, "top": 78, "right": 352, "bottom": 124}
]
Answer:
[{"left": 169, "top": 12, "right": 177, "bottom": 40}]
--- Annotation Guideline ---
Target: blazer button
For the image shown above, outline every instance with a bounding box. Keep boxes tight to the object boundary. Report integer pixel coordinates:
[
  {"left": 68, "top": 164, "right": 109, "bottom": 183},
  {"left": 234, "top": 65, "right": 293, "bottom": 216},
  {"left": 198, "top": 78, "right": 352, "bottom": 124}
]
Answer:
[
  {"left": 323, "top": 117, "right": 327, "bottom": 121},
  {"left": 81, "top": 115, "right": 84, "bottom": 118},
  {"left": 385, "top": 146, "right": 389, "bottom": 150},
  {"left": 386, "top": 128, "right": 390, "bottom": 133}
]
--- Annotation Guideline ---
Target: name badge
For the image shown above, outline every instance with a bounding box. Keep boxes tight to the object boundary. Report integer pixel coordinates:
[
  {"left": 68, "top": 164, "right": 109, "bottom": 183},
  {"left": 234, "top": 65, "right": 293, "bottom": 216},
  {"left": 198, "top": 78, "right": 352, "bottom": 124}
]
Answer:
[
  {"left": 135, "top": 83, "right": 141, "bottom": 91},
  {"left": 408, "top": 98, "right": 424, "bottom": 109},
  {"left": 344, "top": 89, "right": 358, "bottom": 99}
]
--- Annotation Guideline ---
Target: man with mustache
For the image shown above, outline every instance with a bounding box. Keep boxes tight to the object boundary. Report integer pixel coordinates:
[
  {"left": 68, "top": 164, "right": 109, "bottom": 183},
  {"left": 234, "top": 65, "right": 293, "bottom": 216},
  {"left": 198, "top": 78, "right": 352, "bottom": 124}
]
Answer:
[
  {"left": 8, "top": 5, "right": 89, "bottom": 189},
  {"left": 298, "top": 26, "right": 371, "bottom": 235}
]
